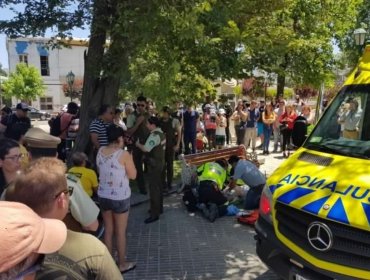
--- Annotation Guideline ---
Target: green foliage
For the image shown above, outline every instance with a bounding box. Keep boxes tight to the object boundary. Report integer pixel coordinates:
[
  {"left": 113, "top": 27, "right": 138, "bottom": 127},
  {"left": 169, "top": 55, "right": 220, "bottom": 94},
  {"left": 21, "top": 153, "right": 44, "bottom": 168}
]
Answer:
[
  {"left": 266, "top": 87, "right": 294, "bottom": 100},
  {"left": 244, "top": 0, "right": 362, "bottom": 92},
  {"left": 2, "top": 63, "right": 45, "bottom": 101}
]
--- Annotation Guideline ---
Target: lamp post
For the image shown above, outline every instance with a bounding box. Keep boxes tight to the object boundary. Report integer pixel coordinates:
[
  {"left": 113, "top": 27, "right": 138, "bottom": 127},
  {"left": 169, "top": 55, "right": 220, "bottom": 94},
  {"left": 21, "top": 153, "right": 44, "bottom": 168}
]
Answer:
[
  {"left": 66, "top": 71, "right": 75, "bottom": 102},
  {"left": 353, "top": 28, "right": 367, "bottom": 53}
]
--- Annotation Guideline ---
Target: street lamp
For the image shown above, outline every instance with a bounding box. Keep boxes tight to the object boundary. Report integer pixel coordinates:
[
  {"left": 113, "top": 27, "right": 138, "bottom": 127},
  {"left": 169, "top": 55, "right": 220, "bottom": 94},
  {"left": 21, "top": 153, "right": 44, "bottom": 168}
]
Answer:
[
  {"left": 66, "top": 71, "right": 75, "bottom": 102},
  {"left": 353, "top": 28, "right": 367, "bottom": 47}
]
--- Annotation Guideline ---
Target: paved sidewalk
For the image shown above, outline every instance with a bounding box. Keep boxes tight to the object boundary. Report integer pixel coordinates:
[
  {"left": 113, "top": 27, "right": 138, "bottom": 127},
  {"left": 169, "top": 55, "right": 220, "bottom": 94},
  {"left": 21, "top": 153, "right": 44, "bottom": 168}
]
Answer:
[
  {"left": 125, "top": 143, "right": 285, "bottom": 279},
  {"left": 125, "top": 193, "right": 280, "bottom": 280}
]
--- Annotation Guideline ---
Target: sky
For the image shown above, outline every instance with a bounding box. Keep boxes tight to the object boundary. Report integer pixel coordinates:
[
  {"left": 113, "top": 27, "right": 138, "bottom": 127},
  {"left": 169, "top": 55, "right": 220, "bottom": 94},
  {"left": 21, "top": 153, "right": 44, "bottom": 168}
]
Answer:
[{"left": 0, "top": 5, "right": 89, "bottom": 70}]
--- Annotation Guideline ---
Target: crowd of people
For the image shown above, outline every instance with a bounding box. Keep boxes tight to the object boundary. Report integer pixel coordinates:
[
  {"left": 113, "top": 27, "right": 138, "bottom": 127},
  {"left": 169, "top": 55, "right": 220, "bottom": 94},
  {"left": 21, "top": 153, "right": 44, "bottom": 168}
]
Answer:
[{"left": 0, "top": 94, "right": 316, "bottom": 279}]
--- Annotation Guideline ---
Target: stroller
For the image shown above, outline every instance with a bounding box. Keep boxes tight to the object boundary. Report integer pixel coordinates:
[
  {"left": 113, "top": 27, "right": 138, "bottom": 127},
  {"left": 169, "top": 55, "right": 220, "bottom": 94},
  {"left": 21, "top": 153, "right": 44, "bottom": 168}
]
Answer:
[{"left": 292, "top": 115, "right": 308, "bottom": 148}]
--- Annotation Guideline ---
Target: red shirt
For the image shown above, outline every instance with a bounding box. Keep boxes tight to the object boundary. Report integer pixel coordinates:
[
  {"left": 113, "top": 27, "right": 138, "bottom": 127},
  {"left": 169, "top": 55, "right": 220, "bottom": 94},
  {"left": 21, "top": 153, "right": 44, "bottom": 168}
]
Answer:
[{"left": 279, "top": 112, "right": 297, "bottom": 130}]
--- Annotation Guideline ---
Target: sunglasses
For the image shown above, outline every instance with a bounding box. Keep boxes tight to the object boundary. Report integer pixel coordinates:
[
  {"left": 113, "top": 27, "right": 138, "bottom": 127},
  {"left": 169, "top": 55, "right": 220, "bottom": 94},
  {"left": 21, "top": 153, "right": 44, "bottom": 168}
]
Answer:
[{"left": 54, "top": 186, "right": 74, "bottom": 199}]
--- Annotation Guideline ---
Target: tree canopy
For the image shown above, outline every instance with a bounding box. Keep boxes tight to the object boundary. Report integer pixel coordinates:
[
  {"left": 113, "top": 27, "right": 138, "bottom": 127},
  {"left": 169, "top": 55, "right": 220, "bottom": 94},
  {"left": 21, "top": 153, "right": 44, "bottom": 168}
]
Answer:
[
  {"left": 0, "top": 0, "right": 364, "bottom": 153},
  {"left": 2, "top": 63, "right": 45, "bottom": 101}
]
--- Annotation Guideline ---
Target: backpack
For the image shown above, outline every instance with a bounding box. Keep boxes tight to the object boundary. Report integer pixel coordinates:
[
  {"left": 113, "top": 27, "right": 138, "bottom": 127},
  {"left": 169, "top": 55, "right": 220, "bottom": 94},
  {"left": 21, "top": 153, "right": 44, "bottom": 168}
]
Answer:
[
  {"left": 49, "top": 114, "right": 62, "bottom": 136},
  {"left": 292, "top": 115, "right": 308, "bottom": 147}
]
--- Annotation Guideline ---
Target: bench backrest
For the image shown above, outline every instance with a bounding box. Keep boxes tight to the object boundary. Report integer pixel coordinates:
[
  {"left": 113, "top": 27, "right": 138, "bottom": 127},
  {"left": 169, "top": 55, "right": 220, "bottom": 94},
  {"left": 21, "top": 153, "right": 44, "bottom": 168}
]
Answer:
[{"left": 181, "top": 145, "right": 247, "bottom": 166}]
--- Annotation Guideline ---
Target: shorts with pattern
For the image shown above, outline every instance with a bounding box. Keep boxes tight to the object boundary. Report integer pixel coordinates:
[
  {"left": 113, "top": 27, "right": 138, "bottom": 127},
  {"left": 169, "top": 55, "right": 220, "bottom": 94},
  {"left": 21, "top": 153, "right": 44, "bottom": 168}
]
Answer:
[
  {"left": 98, "top": 197, "right": 130, "bottom": 214},
  {"left": 215, "top": 135, "right": 226, "bottom": 146}
]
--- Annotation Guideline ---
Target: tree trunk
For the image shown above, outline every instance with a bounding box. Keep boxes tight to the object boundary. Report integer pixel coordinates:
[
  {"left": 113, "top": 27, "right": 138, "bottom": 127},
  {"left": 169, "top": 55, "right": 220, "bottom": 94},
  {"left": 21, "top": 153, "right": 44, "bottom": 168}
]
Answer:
[
  {"left": 73, "top": 0, "right": 120, "bottom": 157},
  {"left": 276, "top": 73, "right": 285, "bottom": 98},
  {"left": 71, "top": 0, "right": 129, "bottom": 162}
]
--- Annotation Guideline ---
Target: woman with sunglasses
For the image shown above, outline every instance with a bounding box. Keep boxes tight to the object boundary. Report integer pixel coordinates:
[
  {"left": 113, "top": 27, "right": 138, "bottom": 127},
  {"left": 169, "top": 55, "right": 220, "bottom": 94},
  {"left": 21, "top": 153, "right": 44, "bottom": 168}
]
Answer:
[{"left": 0, "top": 138, "right": 22, "bottom": 197}]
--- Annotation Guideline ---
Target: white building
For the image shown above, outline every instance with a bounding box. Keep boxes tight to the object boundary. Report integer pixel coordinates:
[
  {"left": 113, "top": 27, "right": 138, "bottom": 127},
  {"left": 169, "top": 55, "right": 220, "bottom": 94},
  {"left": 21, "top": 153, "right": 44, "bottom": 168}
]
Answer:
[{"left": 6, "top": 37, "right": 88, "bottom": 112}]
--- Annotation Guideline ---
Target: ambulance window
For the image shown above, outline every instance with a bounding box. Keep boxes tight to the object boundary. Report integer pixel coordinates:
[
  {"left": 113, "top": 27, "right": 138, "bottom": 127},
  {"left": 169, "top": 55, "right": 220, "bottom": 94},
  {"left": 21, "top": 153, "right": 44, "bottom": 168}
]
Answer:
[{"left": 304, "top": 85, "right": 370, "bottom": 159}]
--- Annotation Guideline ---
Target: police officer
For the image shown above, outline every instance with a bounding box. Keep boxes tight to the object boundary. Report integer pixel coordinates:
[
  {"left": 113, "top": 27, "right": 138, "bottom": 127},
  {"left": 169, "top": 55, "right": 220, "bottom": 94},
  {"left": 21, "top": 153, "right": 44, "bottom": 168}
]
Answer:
[
  {"left": 127, "top": 96, "right": 150, "bottom": 195},
  {"left": 160, "top": 106, "right": 181, "bottom": 192},
  {"left": 197, "top": 160, "right": 229, "bottom": 222},
  {"left": 136, "top": 116, "right": 166, "bottom": 223}
]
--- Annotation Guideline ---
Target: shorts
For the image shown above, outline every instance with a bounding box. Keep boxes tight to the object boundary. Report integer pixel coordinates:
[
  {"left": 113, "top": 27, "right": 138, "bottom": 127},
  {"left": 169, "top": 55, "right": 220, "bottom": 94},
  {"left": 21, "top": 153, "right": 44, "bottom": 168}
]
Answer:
[
  {"left": 257, "top": 123, "right": 264, "bottom": 136},
  {"left": 215, "top": 135, "right": 226, "bottom": 146},
  {"left": 98, "top": 197, "right": 130, "bottom": 214}
]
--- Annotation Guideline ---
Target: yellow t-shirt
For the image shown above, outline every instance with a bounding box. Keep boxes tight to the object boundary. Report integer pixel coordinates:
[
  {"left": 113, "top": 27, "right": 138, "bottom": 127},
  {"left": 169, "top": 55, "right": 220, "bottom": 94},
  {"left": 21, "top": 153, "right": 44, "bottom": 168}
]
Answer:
[{"left": 68, "top": 166, "right": 98, "bottom": 197}]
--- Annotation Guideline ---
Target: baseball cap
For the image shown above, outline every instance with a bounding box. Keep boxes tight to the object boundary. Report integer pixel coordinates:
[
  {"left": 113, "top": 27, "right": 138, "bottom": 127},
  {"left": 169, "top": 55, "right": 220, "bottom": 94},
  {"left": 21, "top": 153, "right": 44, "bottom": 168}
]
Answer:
[
  {"left": 25, "top": 127, "right": 61, "bottom": 149},
  {"left": 16, "top": 102, "right": 30, "bottom": 111},
  {"left": 0, "top": 201, "right": 67, "bottom": 273},
  {"left": 218, "top": 108, "right": 226, "bottom": 115}
]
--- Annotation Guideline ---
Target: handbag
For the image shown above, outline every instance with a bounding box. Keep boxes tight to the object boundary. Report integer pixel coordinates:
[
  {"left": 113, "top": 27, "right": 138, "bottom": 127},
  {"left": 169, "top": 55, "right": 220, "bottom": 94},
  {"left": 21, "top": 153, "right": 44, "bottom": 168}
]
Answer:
[
  {"left": 279, "top": 122, "right": 288, "bottom": 132},
  {"left": 238, "top": 121, "right": 246, "bottom": 130}
]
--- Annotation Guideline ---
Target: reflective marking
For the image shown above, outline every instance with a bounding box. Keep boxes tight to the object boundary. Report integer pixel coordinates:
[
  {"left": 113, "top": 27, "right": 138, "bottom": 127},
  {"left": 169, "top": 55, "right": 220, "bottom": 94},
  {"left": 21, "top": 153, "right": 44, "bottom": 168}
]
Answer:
[
  {"left": 361, "top": 203, "right": 370, "bottom": 226},
  {"left": 277, "top": 187, "right": 316, "bottom": 204},
  {"left": 327, "top": 198, "right": 349, "bottom": 224},
  {"left": 269, "top": 183, "right": 284, "bottom": 194},
  {"left": 302, "top": 196, "right": 331, "bottom": 215}
]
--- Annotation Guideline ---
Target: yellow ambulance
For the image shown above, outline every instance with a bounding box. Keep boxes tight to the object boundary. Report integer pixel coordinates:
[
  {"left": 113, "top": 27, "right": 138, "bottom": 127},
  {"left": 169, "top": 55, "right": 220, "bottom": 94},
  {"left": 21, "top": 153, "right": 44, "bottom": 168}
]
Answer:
[{"left": 255, "top": 46, "right": 370, "bottom": 279}]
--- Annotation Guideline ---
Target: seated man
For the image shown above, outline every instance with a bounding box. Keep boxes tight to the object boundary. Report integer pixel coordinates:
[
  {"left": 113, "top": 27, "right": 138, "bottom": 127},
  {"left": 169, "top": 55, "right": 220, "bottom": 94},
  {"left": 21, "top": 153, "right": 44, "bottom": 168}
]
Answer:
[
  {"left": 228, "top": 155, "right": 266, "bottom": 210},
  {"left": 196, "top": 159, "right": 229, "bottom": 222},
  {"left": 6, "top": 158, "right": 123, "bottom": 279},
  {"left": 0, "top": 201, "right": 67, "bottom": 280},
  {"left": 23, "top": 127, "right": 101, "bottom": 233}
]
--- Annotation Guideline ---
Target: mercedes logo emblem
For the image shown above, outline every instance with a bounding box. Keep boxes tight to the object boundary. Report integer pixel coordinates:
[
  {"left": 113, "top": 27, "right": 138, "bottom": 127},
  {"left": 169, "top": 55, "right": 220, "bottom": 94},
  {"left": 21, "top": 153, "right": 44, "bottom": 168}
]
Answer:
[{"left": 307, "top": 222, "right": 333, "bottom": 251}]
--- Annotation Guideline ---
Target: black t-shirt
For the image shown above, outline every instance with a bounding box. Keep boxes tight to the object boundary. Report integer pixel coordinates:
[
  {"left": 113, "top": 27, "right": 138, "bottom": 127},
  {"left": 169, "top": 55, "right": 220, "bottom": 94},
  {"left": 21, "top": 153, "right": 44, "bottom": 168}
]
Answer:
[
  {"left": 3, "top": 113, "right": 31, "bottom": 138},
  {"left": 257, "top": 106, "right": 265, "bottom": 123}
]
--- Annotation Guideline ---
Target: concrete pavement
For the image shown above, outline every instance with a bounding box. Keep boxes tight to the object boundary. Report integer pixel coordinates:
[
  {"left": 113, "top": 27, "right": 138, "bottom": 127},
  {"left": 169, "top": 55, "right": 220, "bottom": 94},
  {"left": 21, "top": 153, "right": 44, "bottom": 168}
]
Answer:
[{"left": 125, "top": 145, "right": 284, "bottom": 280}]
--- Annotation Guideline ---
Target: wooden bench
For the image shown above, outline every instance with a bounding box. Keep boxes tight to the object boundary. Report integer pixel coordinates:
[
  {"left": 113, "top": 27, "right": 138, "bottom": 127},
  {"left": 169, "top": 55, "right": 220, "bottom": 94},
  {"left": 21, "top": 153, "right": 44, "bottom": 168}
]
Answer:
[{"left": 178, "top": 145, "right": 263, "bottom": 188}]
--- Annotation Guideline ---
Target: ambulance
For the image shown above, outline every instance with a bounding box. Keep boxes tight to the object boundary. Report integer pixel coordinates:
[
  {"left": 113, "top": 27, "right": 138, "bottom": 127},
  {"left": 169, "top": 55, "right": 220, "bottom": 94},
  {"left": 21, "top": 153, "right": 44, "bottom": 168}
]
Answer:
[{"left": 255, "top": 46, "right": 370, "bottom": 280}]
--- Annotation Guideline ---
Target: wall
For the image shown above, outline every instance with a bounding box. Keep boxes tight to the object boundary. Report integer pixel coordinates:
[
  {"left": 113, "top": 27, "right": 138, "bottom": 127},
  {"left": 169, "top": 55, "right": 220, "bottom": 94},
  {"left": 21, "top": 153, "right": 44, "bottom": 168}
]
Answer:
[{"left": 6, "top": 37, "right": 87, "bottom": 112}]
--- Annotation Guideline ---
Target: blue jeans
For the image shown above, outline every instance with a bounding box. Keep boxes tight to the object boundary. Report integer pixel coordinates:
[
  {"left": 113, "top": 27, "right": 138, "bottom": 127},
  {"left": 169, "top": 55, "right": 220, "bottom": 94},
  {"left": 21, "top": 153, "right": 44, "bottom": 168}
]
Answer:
[
  {"left": 263, "top": 125, "right": 272, "bottom": 151},
  {"left": 244, "top": 184, "right": 264, "bottom": 210}
]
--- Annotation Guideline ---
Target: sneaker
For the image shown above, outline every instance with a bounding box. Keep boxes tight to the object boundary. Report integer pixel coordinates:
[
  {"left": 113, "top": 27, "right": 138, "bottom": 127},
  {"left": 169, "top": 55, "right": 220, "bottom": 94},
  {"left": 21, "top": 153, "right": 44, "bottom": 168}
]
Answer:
[{"left": 208, "top": 203, "right": 219, "bottom": 222}]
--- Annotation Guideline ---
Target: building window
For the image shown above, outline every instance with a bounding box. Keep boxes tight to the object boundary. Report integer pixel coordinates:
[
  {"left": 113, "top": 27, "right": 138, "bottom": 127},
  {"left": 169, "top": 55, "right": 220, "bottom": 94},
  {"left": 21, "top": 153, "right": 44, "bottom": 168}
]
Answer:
[
  {"left": 40, "top": 97, "right": 53, "bottom": 110},
  {"left": 40, "top": 55, "right": 50, "bottom": 76},
  {"left": 19, "top": 54, "right": 28, "bottom": 65}
]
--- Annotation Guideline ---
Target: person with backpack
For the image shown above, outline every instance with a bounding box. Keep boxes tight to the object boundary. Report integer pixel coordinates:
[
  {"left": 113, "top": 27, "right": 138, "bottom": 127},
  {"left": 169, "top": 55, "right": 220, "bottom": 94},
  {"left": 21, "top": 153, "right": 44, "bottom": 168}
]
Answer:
[{"left": 51, "top": 102, "right": 79, "bottom": 161}]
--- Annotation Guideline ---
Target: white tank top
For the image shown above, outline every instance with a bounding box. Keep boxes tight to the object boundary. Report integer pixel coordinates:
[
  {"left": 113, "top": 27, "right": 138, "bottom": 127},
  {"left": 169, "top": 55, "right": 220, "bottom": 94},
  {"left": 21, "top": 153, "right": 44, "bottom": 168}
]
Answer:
[{"left": 97, "top": 148, "right": 131, "bottom": 200}]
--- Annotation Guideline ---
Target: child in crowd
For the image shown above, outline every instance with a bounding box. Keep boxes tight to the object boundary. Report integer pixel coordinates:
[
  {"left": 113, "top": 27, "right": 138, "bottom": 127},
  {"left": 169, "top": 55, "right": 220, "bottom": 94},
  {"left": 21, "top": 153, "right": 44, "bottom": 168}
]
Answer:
[{"left": 68, "top": 152, "right": 99, "bottom": 198}]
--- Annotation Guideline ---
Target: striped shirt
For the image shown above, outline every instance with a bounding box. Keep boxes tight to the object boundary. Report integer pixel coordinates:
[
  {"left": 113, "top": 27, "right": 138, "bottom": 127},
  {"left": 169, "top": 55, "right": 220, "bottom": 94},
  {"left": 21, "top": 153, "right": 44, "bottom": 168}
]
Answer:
[{"left": 89, "top": 118, "right": 110, "bottom": 147}]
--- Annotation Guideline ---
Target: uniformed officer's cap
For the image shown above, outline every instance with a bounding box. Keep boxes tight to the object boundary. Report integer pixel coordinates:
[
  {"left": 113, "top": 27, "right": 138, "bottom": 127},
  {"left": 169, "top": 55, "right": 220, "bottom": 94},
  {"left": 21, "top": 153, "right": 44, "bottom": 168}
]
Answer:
[{"left": 25, "top": 127, "right": 61, "bottom": 149}]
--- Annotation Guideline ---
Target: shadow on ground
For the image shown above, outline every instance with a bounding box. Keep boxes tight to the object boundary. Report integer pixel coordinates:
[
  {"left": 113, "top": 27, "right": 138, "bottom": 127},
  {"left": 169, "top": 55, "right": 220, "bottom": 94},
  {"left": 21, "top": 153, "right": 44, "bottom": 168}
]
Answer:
[{"left": 124, "top": 193, "right": 280, "bottom": 280}]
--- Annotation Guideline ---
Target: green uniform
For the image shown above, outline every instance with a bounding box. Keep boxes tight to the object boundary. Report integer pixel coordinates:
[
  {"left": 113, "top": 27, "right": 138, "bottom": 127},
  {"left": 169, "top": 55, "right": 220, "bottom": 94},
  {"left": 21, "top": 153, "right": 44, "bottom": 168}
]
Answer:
[
  {"left": 144, "top": 128, "right": 166, "bottom": 217},
  {"left": 161, "top": 117, "right": 181, "bottom": 189},
  {"left": 198, "top": 162, "right": 227, "bottom": 190}
]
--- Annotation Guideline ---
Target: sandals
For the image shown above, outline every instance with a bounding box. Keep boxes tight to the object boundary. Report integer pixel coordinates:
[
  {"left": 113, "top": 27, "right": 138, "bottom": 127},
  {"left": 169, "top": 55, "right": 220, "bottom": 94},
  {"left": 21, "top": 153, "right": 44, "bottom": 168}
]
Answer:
[{"left": 120, "top": 261, "right": 137, "bottom": 273}]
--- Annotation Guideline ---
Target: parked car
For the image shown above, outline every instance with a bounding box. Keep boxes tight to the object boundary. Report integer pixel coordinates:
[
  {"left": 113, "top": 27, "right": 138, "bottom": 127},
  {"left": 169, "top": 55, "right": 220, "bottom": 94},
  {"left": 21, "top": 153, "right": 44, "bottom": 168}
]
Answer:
[{"left": 12, "top": 106, "right": 51, "bottom": 120}]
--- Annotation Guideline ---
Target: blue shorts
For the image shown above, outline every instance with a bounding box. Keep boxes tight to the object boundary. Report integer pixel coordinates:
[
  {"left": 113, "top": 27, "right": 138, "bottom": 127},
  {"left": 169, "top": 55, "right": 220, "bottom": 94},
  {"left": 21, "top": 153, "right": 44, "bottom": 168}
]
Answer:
[
  {"left": 98, "top": 197, "right": 130, "bottom": 214},
  {"left": 257, "top": 123, "right": 264, "bottom": 136}
]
